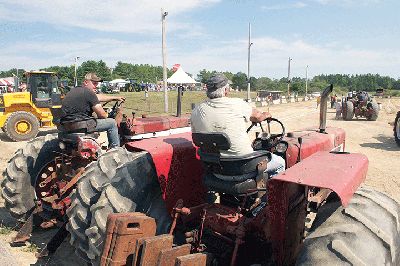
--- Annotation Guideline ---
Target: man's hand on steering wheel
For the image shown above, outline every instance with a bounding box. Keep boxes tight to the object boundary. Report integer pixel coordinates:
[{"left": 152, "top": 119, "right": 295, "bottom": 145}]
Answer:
[
  {"left": 247, "top": 117, "right": 285, "bottom": 150},
  {"left": 107, "top": 98, "right": 124, "bottom": 119},
  {"left": 114, "top": 96, "right": 125, "bottom": 102}
]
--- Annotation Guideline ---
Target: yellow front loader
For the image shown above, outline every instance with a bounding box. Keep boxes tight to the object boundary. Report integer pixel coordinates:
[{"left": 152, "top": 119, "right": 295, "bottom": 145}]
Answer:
[{"left": 0, "top": 71, "right": 63, "bottom": 141}]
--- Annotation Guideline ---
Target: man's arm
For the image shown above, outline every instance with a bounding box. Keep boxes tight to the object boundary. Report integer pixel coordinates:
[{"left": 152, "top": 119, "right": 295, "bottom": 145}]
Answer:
[
  {"left": 249, "top": 108, "right": 271, "bottom": 123},
  {"left": 96, "top": 94, "right": 125, "bottom": 103},
  {"left": 92, "top": 104, "right": 108, "bottom": 119}
]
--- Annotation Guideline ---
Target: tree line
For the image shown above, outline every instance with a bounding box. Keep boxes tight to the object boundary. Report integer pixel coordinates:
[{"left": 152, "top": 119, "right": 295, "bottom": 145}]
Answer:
[{"left": 1, "top": 61, "right": 399, "bottom": 94}]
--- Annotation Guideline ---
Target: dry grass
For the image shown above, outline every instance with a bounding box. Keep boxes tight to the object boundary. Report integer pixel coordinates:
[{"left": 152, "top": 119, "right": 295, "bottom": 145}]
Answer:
[
  {"left": 0, "top": 223, "right": 13, "bottom": 235},
  {"left": 21, "top": 242, "right": 39, "bottom": 253},
  {"left": 108, "top": 91, "right": 257, "bottom": 117}
]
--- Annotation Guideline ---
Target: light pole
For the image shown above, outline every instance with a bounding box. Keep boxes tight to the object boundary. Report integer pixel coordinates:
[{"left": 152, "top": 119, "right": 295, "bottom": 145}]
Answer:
[
  {"left": 287, "top": 57, "right": 292, "bottom": 96},
  {"left": 247, "top": 23, "right": 253, "bottom": 102},
  {"left": 74, "top": 56, "right": 80, "bottom": 87},
  {"left": 161, "top": 8, "right": 168, "bottom": 113},
  {"left": 305, "top": 65, "right": 309, "bottom": 97}
]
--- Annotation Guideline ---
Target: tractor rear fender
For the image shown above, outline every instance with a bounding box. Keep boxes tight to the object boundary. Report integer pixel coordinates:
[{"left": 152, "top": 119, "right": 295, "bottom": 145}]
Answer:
[
  {"left": 268, "top": 151, "right": 368, "bottom": 265},
  {"left": 272, "top": 151, "right": 369, "bottom": 206},
  {"left": 125, "top": 132, "right": 206, "bottom": 212}
]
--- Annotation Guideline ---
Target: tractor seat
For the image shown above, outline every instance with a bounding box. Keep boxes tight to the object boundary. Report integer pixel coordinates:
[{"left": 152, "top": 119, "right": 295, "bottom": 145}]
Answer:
[
  {"left": 58, "top": 132, "right": 100, "bottom": 143},
  {"left": 192, "top": 132, "right": 270, "bottom": 196}
]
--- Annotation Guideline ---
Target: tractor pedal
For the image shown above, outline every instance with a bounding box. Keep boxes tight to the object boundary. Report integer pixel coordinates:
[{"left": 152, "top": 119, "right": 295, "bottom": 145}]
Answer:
[{"left": 39, "top": 218, "right": 58, "bottom": 229}]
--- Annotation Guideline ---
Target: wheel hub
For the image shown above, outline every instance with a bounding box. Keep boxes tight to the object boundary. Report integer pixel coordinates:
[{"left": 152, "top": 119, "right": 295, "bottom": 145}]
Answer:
[
  {"left": 15, "top": 120, "right": 31, "bottom": 134},
  {"left": 396, "top": 121, "right": 400, "bottom": 138}
]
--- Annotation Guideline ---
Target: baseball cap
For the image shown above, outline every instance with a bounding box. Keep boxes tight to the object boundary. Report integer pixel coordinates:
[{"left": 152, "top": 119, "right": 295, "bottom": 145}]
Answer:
[
  {"left": 84, "top": 73, "right": 103, "bottom": 82},
  {"left": 206, "top": 73, "right": 229, "bottom": 91}
]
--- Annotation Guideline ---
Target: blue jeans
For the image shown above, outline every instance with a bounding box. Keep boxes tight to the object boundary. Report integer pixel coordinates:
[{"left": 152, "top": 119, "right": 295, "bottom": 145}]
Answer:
[
  {"left": 95, "top": 118, "right": 120, "bottom": 148},
  {"left": 266, "top": 153, "right": 286, "bottom": 177}
]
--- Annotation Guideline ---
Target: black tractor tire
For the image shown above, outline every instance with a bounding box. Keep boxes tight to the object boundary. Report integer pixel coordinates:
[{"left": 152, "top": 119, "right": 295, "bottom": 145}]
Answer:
[
  {"left": 395, "top": 111, "right": 400, "bottom": 147},
  {"left": 83, "top": 153, "right": 171, "bottom": 264},
  {"left": 4, "top": 111, "right": 40, "bottom": 142},
  {"left": 1, "top": 134, "right": 60, "bottom": 220},
  {"left": 297, "top": 186, "right": 400, "bottom": 266},
  {"left": 366, "top": 101, "right": 379, "bottom": 121},
  {"left": 66, "top": 148, "right": 147, "bottom": 260},
  {"left": 342, "top": 101, "right": 354, "bottom": 121}
]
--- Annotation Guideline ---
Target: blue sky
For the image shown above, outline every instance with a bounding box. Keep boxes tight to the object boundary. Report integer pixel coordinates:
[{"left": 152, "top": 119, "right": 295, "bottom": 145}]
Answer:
[{"left": 0, "top": 0, "right": 399, "bottom": 79}]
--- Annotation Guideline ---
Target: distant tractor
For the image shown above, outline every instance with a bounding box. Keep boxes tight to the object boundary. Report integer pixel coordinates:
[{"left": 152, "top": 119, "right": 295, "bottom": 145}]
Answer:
[
  {"left": 341, "top": 91, "right": 379, "bottom": 121},
  {"left": 122, "top": 79, "right": 142, "bottom": 92},
  {"left": 0, "top": 71, "right": 63, "bottom": 141}
]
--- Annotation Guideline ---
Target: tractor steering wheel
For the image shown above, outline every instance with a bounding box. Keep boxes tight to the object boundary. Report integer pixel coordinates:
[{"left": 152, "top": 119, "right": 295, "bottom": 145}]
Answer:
[
  {"left": 106, "top": 100, "right": 123, "bottom": 119},
  {"left": 246, "top": 117, "right": 285, "bottom": 150}
]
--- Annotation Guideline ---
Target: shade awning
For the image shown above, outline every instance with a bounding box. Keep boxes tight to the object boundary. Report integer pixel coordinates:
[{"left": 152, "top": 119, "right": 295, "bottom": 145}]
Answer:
[{"left": 167, "top": 67, "right": 197, "bottom": 84}]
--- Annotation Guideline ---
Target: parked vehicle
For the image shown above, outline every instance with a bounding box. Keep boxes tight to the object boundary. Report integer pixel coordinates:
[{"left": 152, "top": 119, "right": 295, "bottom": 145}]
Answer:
[
  {"left": 341, "top": 91, "right": 379, "bottom": 121},
  {"left": 0, "top": 71, "right": 63, "bottom": 141}
]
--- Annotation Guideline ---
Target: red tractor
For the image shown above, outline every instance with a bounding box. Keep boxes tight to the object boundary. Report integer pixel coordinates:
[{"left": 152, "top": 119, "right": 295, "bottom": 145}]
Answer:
[
  {"left": 2, "top": 86, "right": 399, "bottom": 265},
  {"left": 0, "top": 100, "right": 191, "bottom": 244},
  {"left": 341, "top": 91, "right": 379, "bottom": 121}
]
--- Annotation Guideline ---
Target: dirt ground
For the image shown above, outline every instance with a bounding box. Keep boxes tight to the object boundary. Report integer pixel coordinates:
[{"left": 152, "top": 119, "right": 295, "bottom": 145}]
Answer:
[{"left": 0, "top": 97, "right": 398, "bottom": 265}]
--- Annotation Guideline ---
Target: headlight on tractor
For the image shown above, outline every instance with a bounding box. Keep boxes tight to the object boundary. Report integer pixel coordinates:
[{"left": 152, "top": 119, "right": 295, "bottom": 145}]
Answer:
[{"left": 275, "top": 142, "right": 288, "bottom": 153}]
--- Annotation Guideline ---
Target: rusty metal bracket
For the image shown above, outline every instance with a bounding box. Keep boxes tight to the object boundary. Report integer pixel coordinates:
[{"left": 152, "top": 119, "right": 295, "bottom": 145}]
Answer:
[
  {"left": 41, "top": 167, "right": 85, "bottom": 205},
  {"left": 308, "top": 188, "right": 332, "bottom": 211},
  {"left": 169, "top": 199, "right": 184, "bottom": 234},
  {"left": 11, "top": 205, "right": 41, "bottom": 245}
]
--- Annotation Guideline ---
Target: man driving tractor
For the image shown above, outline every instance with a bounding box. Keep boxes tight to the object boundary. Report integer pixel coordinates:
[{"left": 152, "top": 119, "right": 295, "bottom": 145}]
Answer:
[
  {"left": 191, "top": 73, "right": 285, "bottom": 177},
  {"left": 60, "top": 72, "right": 125, "bottom": 148}
]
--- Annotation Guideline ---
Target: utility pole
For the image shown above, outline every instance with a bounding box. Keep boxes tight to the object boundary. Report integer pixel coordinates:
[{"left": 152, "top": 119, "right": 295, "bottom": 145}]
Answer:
[
  {"left": 15, "top": 69, "right": 20, "bottom": 91},
  {"left": 161, "top": 8, "right": 168, "bottom": 113},
  {"left": 287, "top": 57, "right": 292, "bottom": 96},
  {"left": 247, "top": 22, "right": 253, "bottom": 102},
  {"left": 74, "top": 56, "right": 80, "bottom": 87},
  {"left": 305, "top": 65, "right": 309, "bottom": 97},
  {"left": 110, "top": 67, "right": 114, "bottom": 80}
]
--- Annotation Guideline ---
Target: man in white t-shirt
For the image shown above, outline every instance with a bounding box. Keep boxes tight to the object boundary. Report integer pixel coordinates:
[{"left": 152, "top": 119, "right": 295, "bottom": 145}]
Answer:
[{"left": 191, "top": 73, "right": 285, "bottom": 177}]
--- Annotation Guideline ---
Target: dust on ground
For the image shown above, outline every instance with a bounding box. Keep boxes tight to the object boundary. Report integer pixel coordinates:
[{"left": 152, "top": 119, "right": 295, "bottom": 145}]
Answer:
[{"left": 0, "top": 97, "right": 398, "bottom": 265}]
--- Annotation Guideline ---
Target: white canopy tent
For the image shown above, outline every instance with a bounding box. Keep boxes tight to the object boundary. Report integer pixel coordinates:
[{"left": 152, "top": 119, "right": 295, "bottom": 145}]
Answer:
[
  {"left": 167, "top": 67, "right": 197, "bottom": 84},
  {"left": 109, "top": 79, "right": 128, "bottom": 84}
]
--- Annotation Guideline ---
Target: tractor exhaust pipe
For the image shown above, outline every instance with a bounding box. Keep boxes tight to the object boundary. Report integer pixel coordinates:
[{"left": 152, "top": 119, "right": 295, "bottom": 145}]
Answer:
[
  {"left": 177, "top": 86, "right": 182, "bottom": 117},
  {"left": 319, "top": 84, "right": 333, "bottom": 133}
]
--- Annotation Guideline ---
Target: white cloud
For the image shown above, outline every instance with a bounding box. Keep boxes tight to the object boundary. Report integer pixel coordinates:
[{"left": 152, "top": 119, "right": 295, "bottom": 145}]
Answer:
[
  {"left": 0, "top": 18, "right": 400, "bottom": 78},
  {"left": 0, "top": 34, "right": 398, "bottom": 79},
  {"left": 312, "top": 0, "right": 382, "bottom": 7},
  {"left": 172, "top": 37, "right": 400, "bottom": 79},
  {"left": 0, "top": 0, "right": 220, "bottom": 33},
  {"left": 262, "top": 2, "right": 307, "bottom": 10}
]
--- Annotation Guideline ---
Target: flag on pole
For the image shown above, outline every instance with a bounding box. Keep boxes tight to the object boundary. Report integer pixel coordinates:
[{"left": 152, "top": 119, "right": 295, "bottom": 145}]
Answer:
[{"left": 172, "top": 64, "right": 181, "bottom": 72}]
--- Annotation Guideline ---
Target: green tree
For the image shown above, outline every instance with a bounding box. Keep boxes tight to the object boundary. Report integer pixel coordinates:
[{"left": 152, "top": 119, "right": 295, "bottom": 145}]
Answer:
[
  {"left": 232, "top": 72, "right": 247, "bottom": 91},
  {"left": 197, "top": 69, "right": 216, "bottom": 83}
]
